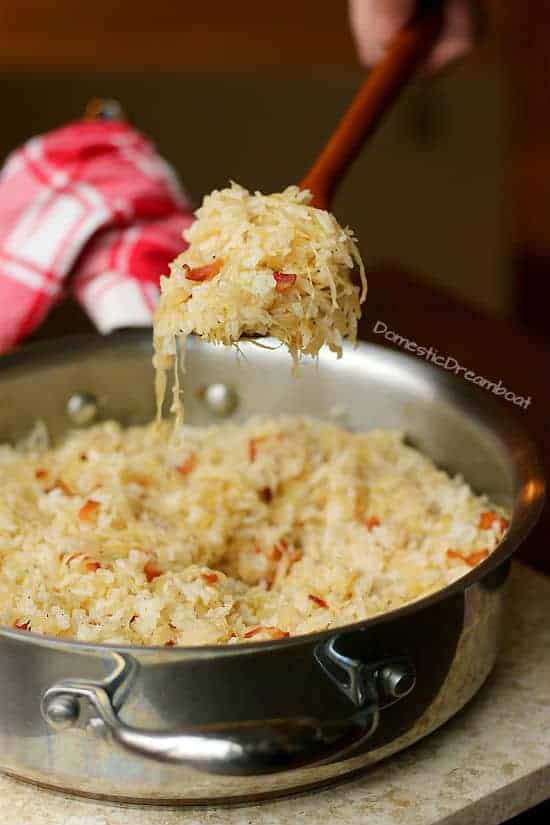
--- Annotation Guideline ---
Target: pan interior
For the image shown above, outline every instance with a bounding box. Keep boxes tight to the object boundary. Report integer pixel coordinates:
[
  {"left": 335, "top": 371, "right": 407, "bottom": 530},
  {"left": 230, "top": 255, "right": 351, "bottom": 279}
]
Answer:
[{"left": 0, "top": 332, "right": 531, "bottom": 515}]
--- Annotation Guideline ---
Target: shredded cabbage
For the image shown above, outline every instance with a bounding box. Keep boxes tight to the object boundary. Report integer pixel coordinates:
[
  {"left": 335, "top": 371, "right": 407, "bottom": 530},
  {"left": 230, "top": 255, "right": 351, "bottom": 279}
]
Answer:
[{"left": 0, "top": 417, "right": 507, "bottom": 645}]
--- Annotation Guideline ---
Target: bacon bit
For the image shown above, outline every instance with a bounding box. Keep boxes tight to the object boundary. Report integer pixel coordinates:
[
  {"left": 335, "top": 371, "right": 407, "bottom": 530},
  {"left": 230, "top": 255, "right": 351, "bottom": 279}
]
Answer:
[
  {"left": 309, "top": 594, "right": 329, "bottom": 609},
  {"left": 177, "top": 454, "right": 197, "bottom": 475},
  {"left": 365, "top": 516, "right": 381, "bottom": 530},
  {"left": 264, "top": 571, "right": 276, "bottom": 591},
  {"left": 273, "top": 271, "right": 297, "bottom": 292},
  {"left": 165, "top": 640, "right": 176, "bottom": 647},
  {"left": 244, "top": 626, "right": 289, "bottom": 640},
  {"left": 269, "top": 539, "right": 289, "bottom": 559},
  {"left": 131, "top": 475, "right": 149, "bottom": 487},
  {"left": 47, "top": 479, "right": 73, "bottom": 496},
  {"left": 248, "top": 436, "right": 268, "bottom": 462},
  {"left": 466, "top": 550, "right": 490, "bottom": 566},
  {"left": 35, "top": 468, "right": 48, "bottom": 479},
  {"left": 85, "top": 560, "right": 101, "bottom": 572},
  {"left": 144, "top": 561, "right": 162, "bottom": 582},
  {"left": 201, "top": 572, "right": 218, "bottom": 585},
  {"left": 259, "top": 486, "right": 273, "bottom": 503},
  {"left": 447, "top": 548, "right": 490, "bottom": 567},
  {"left": 78, "top": 499, "right": 100, "bottom": 522},
  {"left": 129, "top": 614, "right": 139, "bottom": 626},
  {"left": 478, "top": 511, "right": 509, "bottom": 532},
  {"left": 287, "top": 549, "right": 303, "bottom": 571},
  {"left": 14, "top": 619, "right": 31, "bottom": 631},
  {"left": 185, "top": 260, "right": 223, "bottom": 282},
  {"left": 478, "top": 511, "right": 498, "bottom": 530}
]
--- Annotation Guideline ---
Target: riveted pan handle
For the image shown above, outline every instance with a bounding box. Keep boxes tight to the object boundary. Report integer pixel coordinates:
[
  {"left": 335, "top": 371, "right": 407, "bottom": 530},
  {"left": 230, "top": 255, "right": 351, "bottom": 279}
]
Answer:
[{"left": 42, "top": 678, "right": 379, "bottom": 776}]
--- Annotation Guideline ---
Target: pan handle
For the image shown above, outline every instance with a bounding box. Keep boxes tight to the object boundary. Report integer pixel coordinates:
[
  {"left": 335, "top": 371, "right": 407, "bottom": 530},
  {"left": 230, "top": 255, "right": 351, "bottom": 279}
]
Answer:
[
  {"left": 42, "top": 678, "right": 379, "bottom": 776},
  {"left": 41, "top": 646, "right": 415, "bottom": 776}
]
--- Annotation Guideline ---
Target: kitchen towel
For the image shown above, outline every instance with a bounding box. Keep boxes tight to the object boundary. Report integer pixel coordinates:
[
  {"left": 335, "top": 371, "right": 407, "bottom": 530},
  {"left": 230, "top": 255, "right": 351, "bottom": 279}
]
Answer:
[{"left": 0, "top": 118, "right": 193, "bottom": 352}]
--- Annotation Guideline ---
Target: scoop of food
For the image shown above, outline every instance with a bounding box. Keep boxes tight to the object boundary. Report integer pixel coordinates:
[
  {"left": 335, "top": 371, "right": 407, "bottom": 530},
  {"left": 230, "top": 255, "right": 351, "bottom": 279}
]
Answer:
[{"left": 153, "top": 183, "right": 367, "bottom": 418}]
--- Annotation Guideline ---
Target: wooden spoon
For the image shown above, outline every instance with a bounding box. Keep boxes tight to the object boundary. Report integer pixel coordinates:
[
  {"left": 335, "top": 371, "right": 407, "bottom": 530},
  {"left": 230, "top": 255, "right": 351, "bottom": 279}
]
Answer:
[{"left": 300, "top": 0, "right": 444, "bottom": 210}]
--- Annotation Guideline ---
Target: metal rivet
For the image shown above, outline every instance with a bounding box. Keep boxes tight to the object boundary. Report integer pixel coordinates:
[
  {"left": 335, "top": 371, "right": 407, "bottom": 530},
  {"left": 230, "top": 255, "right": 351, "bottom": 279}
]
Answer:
[
  {"left": 86, "top": 717, "right": 107, "bottom": 738},
  {"left": 201, "top": 384, "right": 238, "bottom": 417},
  {"left": 44, "top": 695, "right": 80, "bottom": 731},
  {"left": 67, "top": 392, "right": 98, "bottom": 426},
  {"left": 377, "top": 663, "right": 416, "bottom": 700}
]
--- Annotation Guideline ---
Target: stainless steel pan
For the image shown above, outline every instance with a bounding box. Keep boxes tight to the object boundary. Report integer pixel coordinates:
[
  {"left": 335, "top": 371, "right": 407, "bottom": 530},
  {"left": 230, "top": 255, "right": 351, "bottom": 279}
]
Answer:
[{"left": 0, "top": 330, "right": 544, "bottom": 804}]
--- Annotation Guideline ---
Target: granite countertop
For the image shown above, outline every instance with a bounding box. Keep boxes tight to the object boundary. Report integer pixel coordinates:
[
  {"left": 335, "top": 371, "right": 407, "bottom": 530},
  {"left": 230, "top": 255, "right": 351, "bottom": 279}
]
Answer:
[{"left": 1, "top": 561, "right": 549, "bottom": 825}]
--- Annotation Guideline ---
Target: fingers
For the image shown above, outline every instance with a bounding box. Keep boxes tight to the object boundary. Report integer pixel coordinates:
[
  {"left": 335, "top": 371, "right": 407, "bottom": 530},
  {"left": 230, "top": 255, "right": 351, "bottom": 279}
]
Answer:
[
  {"left": 427, "top": 0, "right": 473, "bottom": 72},
  {"left": 349, "top": 0, "right": 474, "bottom": 72},
  {"left": 350, "top": 0, "right": 416, "bottom": 66}
]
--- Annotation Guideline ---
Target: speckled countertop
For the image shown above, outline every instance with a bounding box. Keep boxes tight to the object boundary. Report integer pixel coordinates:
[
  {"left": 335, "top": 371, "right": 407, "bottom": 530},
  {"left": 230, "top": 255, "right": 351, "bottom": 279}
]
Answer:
[{"left": 2, "top": 561, "right": 549, "bottom": 825}]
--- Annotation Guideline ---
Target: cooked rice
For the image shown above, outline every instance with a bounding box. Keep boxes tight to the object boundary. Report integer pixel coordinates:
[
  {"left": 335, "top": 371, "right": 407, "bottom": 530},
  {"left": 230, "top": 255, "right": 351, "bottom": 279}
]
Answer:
[
  {"left": 153, "top": 183, "right": 366, "bottom": 417},
  {"left": 0, "top": 416, "right": 508, "bottom": 646}
]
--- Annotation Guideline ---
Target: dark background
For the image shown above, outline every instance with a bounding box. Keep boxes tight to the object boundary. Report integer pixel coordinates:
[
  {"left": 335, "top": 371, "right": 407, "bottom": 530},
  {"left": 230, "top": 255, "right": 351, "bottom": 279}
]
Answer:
[
  {"left": 0, "top": 0, "right": 547, "bottom": 330},
  {"left": 0, "top": 64, "right": 508, "bottom": 313}
]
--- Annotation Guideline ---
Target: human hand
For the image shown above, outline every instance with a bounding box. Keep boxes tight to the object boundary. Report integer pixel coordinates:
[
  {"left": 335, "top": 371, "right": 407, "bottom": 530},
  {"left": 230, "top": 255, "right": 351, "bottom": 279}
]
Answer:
[{"left": 349, "top": 0, "right": 475, "bottom": 72}]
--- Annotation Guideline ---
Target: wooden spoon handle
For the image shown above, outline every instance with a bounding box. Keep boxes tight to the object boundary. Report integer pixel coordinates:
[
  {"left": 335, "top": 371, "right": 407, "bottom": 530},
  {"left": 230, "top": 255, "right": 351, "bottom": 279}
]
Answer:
[{"left": 300, "top": 1, "right": 444, "bottom": 210}]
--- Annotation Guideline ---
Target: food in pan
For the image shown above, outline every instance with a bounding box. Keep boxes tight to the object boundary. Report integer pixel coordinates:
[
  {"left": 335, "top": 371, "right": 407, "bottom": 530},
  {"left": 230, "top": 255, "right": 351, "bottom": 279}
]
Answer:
[
  {"left": 0, "top": 415, "right": 508, "bottom": 646},
  {"left": 153, "top": 183, "right": 366, "bottom": 417}
]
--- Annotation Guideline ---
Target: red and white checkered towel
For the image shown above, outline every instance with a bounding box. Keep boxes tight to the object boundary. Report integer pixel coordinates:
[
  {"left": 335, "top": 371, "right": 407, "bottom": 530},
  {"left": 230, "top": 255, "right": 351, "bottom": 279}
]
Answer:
[{"left": 0, "top": 118, "right": 194, "bottom": 352}]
